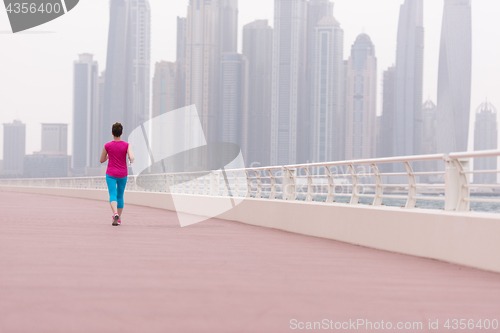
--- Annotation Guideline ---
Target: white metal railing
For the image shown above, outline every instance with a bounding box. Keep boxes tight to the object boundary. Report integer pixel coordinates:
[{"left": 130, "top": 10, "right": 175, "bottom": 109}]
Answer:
[{"left": 1, "top": 150, "right": 500, "bottom": 213}]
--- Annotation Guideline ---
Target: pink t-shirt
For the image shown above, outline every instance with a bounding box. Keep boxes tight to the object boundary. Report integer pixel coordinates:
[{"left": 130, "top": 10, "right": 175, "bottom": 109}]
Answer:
[{"left": 105, "top": 141, "right": 129, "bottom": 178}]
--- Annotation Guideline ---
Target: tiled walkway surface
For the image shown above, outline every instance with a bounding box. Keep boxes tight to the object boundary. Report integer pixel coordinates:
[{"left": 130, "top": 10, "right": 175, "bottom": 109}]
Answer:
[{"left": 1, "top": 191, "right": 499, "bottom": 333}]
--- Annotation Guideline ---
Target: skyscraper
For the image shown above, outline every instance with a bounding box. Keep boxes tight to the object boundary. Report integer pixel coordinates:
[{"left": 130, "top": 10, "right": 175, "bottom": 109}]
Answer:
[
  {"left": 307, "top": 0, "right": 334, "bottom": 162},
  {"left": 219, "top": 0, "right": 238, "bottom": 54},
  {"left": 2, "top": 120, "right": 25, "bottom": 175},
  {"left": 310, "top": 16, "right": 344, "bottom": 163},
  {"left": 394, "top": 0, "right": 424, "bottom": 157},
  {"left": 152, "top": 61, "right": 179, "bottom": 160},
  {"left": 378, "top": 66, "right": 396, "bottom": 159},
  {"left": 176, "top": 17, "right": 187, "bottom": 109},
  {"left": 102, "top": 0, "right": 151, "bottom": 145},
  {"left": 243, "top": 20, "right": 273, "bottom": 167},
  {"left": 271, "top": 0, "right": 308, "bottom": 166},
  {"left": 73, "top": 53, "right": 99, "bottom": 176},
  {"left": 153, "top": 61, "right": 178, "bottom": 118},
  {"left": 220, "top": 53, "right": 248, "bottom": 163},
  {"left": 421, "top": 99, "right": 437, "bottom": 155},
  {"left": 344, "top": 34, "right": 377, "bottom": 160},
  {"left": 421, "top": 99, "right": 438, "bottom": 176},
  {"left": 185, "top": 0, "right": 221, "bottom": 148},
  {"left": 41, "top": 124, "right": 68, "bottom": 154},
  {"left": 437, "top": 0, "right": 472, "bottom": 153},
  {"left": 474, "top": 101, "right": 498, "bottom": 184}
]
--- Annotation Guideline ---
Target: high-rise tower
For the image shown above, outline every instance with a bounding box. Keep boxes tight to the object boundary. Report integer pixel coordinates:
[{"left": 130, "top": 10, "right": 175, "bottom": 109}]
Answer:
[
  {"left": 185, "top": 0, "right": 221, "bottom": 148},
  {"left": 310, "top": 16, "right": 344, "bottom": 163},
  {"left": 307, "top": 0, "right": 334, "bottom": 162},
  {"left": 243, "top": 20, "right": 273, "bottom": 168},
  {"left": 437, "top": 0, "right": 472, "bottom": 153},
  {"left": 394, "top": 0, "right": 424, "bottom": 157},
  {"left": 344, "top": 34, "right": 377, "bottom": 160},
  {"left": 379, "top": 66, "right": 396, "bottom": 159},
  {"left": 220, "top": 53, "right": 248, "bottom": 164},
  {"left": 271, "top": 0, "right": 308, "bottom": 166},
  {"left": 102, "top": 0, "right": 151, "bottom": 145},
  {"left": 474, "top": 101, "right": 498, "bottom": 184},
  {"left": 2, "top": 120, "right": 25, "bottom": 175},
  {"left": 220, "top": 0, "right": 238, "bottom": 54},
  {"left": 73, "top": 53, "right": 99, "bottom": 176},
  {"left": 176, "top": 17, "right": 187, "bottom": 109}
]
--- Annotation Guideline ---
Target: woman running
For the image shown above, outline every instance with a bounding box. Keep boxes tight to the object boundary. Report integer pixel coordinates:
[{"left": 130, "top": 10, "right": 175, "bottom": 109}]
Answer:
[{"left": 100, "top": 123, "right": 135, "bottom": 226}]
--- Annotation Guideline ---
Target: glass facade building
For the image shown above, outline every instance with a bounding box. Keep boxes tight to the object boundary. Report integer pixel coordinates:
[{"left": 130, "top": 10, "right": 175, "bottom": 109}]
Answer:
[
  {"left": 242, "top": 20, "right": 273, "bottom": 168},
  {"left": 393, "top": 0, "right": 424, "bottom": 158},
  {"left": 271, "top": 0, "right": 308, "bottom": 166},
  {"left": 310, "top": 16, "right": 344, "bottom": 163},
  {"left": 437, "top": 0, "right": 472, "bottom": 153},
  {"left": 344, "top": 34, "right": 377, "bottom": 160}
]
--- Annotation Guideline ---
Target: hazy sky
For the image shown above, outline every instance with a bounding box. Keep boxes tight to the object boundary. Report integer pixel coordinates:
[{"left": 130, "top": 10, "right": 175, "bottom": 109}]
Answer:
[{"left": 0, "top": 0, "right": 499, "bottom": 158}]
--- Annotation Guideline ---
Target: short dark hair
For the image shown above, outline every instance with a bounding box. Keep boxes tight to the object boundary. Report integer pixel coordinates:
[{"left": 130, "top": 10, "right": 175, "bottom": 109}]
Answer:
[{"left": 112, "top": 122, "right": 123, "bottom": 137}]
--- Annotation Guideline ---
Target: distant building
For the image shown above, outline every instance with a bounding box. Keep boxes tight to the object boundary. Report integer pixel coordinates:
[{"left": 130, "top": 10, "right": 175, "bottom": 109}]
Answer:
[
  {"left": 310, "top": 16, "right": 344, "bottom": 163},
  {"left": 421, "top": 99, "right": 437, "bottom": 155},
  {"left": 102, "top": 0, "right": 151, "bottom": 145},
  {"left": 474, "top": 101, "right": 497, "bottom": 184},
  {"left": 220, "top": 53, "right": 248, "bottom": 163},
  {"left": 2, "top": 120, "right": 26, "bottom": 175},
  {"left": 152, "top": 61, "right": 179, "bottom": 160},
  {"left": 437, "top": 0, "right": 472, "bottom": 153},
  {"left": 176, "top": 17, "right": 187, "bottom": 109},
  {"left": 421, "top": 99, "right": 439, "bottom": 177},
  {"left": 73, "top": 54, "right": 99, "bottom": 176},
  {"left": 394, "top": 0, "right": 424, "bottom": 157},
  {"left": 271, "top": 0, "right": 308, "bottom": 165},
  {"left": 242, "top": 19, "right": 273, "bottom": 167},
  {"left": 24, "top": 123, "right": 70, "bottom": 178},
  {"left": 307, "top": 0, "right": 334, "bottom": 161},
  {"left": 219, "top": 0, "right": 238, "bottom": 54},
  {"left": 153, "top": 61, "right": 178, "bottom": 118},
  {"left": 344, "top": 34, "right": 377, "bottom": 160},
  {"left": 185, "top": 0, "right": 221, "bottom": 149},
  {"left": 23, "top": 154, "right": 70, "bottom": 179},
  {"left": 41, "top": 124, "right": 68, "bottom": 154},
  {"left": 375, "top": 115, "right": 382, "bottom": 158},
  {"left": 379, "top": 66, "right": 396, "bottom": 159}
]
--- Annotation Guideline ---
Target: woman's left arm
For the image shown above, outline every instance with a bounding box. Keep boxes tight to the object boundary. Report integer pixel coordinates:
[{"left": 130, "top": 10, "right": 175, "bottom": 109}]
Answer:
[{"left": 100, "top": 147, "right": 108, "bottom": 164}]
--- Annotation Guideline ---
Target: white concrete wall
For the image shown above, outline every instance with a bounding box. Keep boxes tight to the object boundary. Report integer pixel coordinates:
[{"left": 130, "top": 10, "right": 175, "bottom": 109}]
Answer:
[{"left": 2, "top": 186, "right": 500, "bottom": 273}]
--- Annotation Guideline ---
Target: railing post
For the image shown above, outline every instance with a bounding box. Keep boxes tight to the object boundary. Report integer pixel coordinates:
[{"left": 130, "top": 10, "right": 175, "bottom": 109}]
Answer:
[
  {"left": 244, "top": 171, "right": 251, "bottom": 198},
  {"left": 325, "top": 167, "right": 335, "bottom": 203},
  {"left": 282, "top": 167, "right": 296, "bottom": 200},
  {"left": 303, "top": 168, "right": 313, "bottom": 202},
  {"left": 444, "top": 156, "right": 470, "bottom": 211},
  {"left": 404, "top": 161, "right": 417, "bottom": 208},
  {"left": 254, "top": 170, "right": 262, "bottom": 199},
  {"left": 210, "top": 172, "right": 218, "bottom": 196},
  {"left": 371, "top": 164, "right": 383, "bottom": 206},
  {"left": 348, "top": 165, "right": 359, "bottom": 204},
  {"left": 268, "top": 169, "right": 276, "bottom": 200}
]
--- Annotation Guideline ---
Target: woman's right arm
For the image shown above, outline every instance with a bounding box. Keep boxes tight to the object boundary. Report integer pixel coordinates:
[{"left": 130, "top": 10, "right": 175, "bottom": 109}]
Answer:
[
  {"left": 127, "top": 145, "right": 135, "bottom": 164},
  {"left": 100, "top": 147, "right": 108, "bottom": 164}
]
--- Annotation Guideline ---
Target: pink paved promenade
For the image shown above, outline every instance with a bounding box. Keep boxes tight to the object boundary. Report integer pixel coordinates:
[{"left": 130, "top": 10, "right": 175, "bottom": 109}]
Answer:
[{"left": 1, "top": 191, "right": 500, "bottom": 333}]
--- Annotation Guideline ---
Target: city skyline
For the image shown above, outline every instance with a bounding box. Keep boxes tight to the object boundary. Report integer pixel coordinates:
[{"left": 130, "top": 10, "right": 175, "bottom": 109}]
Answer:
[{"left": 0, "top": 0, "right": 498, "bottom": 162}]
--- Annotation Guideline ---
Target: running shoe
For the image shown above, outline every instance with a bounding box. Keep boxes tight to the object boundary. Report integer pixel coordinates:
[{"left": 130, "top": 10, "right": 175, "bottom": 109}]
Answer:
[
  {"left": 112, "top": 214, "right": 119, "bottom": 226},
  {"left": 117, "top": 218, "right": 121, "bottom": 226}
]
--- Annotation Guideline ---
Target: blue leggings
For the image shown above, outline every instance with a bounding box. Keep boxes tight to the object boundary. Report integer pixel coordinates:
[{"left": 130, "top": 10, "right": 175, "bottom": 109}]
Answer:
[{"left": 106, "top": 175, "right": 128, "bottom": 209}]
